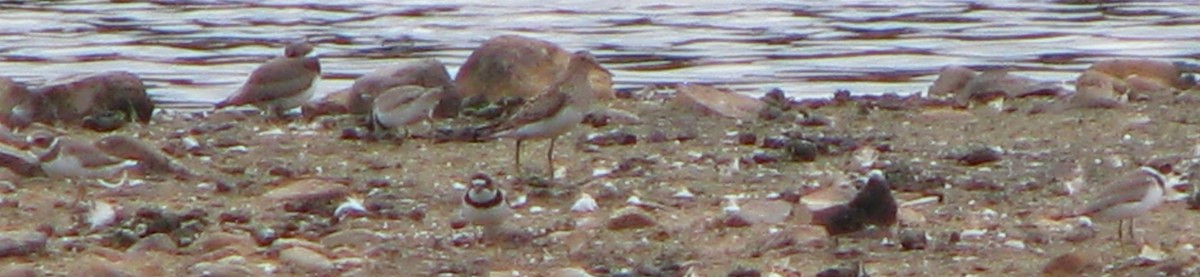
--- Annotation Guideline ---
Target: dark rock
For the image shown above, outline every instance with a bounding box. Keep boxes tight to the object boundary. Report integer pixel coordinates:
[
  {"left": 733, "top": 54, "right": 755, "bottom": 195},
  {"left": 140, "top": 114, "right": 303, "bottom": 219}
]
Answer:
[
  {"left": 785, "top": 139, "right": 818, "bottom": 162},
  {"left": 750, "top": 153, "right": 778, "bottom": 164},
  {"left": 761, "top": 136, "right": 788, "bottom": 149},
  {"left": 735, "top": 133, "right": 757, "bottom": 145},
  {"left": 607, "top": 207, "right": 656, "bottom": 230},
  {"left": 645, "top": 131, "right": 670, "bottom": 143},
  {"left": 0, "top": 231, "right": 47, "bottom": 258},
  {"left": 957, "top": 146, "right": 1002, "bottom": 166},
  {"left": 726, "top": 267, "right": 761, "bottom": 277},
  {"left": 899, "top": 229, "right": 928, "bottom": 250},
  {"left": 587, "top": 131, "right": 638, "bottom": 146}
]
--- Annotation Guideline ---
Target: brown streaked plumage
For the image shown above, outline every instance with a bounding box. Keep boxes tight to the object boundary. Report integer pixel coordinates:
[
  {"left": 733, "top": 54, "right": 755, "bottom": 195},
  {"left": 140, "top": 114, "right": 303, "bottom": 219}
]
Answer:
[
  {"left": 491, "top": 51, "right": 601, "bottom": 176},
  {"left": 215, "top": 42, "right": 321, "bottom": 118}
]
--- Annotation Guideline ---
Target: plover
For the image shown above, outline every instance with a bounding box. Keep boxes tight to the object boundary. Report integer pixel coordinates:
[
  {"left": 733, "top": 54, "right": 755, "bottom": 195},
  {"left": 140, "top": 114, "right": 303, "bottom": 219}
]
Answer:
[
  {"left": 214, "top": 42, "right": 321, "bottom": 118},
  {"left": 1076, "top": 166, "right": 1168, "bottom": 241},
  {"left": 34, "top": 134, "right": 136, "bottom": 180},
  {"left": 490, "top": 51, "right": 600, "bottom": 176},
  {"left": 458, "top": 173, "right": 512, "bottom": 229},
  {"left": 370, "top": 85, "right": 442, "bottom": 139}
]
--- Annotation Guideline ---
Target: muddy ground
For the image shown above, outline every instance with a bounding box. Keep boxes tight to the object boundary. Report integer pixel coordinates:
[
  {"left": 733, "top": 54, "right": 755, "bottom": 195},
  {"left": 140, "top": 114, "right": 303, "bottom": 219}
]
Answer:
[{"left": 3, "top": 89, "right": 1200, "bottom": 276}]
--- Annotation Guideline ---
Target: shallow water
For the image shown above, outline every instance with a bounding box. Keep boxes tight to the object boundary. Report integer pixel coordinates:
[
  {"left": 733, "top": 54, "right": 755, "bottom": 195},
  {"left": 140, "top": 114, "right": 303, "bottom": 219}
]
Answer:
[{"left": 1, "top": 1, "right": 1197, "bottom": 107}]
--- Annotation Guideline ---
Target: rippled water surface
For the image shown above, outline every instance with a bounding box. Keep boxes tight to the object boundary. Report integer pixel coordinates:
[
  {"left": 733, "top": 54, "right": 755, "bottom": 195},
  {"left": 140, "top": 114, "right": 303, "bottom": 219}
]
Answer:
[{"left": 2, "top": 1, "right": 1198, "bottom": 106}]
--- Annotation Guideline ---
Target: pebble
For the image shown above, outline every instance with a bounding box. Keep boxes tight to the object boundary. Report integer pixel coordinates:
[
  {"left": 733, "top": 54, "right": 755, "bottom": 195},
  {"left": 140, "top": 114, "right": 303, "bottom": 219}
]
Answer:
[
  {"left": 262, "top": 178, "right": 348, "bottom": 204},
  {"left": 606, "top": 207, "right": 656, "bottom": 230},
  {"left": 957, "top": 146, "right": 1002, "bottom": 166},
  {"left": 737, "top": 200, "right": 792, "bottom": 225},
  {"left": 0, "top": 264, "right": 37, "bottom": 277},
  {"left": 726, "top": 267, "right": 761, "bottom": 277},
  {"left": 899, "top": 229, "right": 927, "bottom": 251},
  {"left": 1041, "top": 252, "right": 1095, "bottom": 276},
  {"left": 571, "top": 193, "right": 599, "bottom": 213},
  {"left": 0, "top": 230, "right": 47, "bottom": 258},
  {"left": 549, "top": 267, "right": 594, "bottom": 277},
  {"left": 189, "top": 262, "right": 257, "bottom": 277},
  {"left": 126, "top": 233, "right": 178, "bottom": 255},
  {"left": 321, "top": 229, "right": 383, "bottom": 250},
  {"left": 279, "top": 246, "right": 334, "bottom": 273}
]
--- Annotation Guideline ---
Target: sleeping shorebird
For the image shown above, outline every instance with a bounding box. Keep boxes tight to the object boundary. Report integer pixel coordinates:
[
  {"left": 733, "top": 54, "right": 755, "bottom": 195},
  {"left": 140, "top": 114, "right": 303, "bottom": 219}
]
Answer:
[
  {"left": 490, "top": 51, "right": 600, "bottom": 177},
  {"left": 214, "top": 42, "right": 321, "bottom": 118},
  {"left": 453, "top": 173, "right": 513, "bottom": 241},
  {"left": 33, "top": 133, "right": 136, "bottom": 181},
  {"left": 370, "top": 85, "right": 442, "bottom": 139},
  {"left": 1075, "top": 166, "right": 1169, "bottom": 242}
]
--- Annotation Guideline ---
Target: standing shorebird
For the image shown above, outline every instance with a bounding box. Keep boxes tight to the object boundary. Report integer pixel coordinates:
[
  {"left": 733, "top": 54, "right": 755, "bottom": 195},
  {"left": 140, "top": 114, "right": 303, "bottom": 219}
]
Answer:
[
  {"left": 214, "top": 42, "right": 321, "bottom": 118},
  {"left": 370, "top": 85, "right": 442, "bottom": 139},
  {"left": 1076, "top": 166, "right": 1169, "bottom": 242},
  {"left": 490, "top": 51, "right": 600, "bottom": 177}
]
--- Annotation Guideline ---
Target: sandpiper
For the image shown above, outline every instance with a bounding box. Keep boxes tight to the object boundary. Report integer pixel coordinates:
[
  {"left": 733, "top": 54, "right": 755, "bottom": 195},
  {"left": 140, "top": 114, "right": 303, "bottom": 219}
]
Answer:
[
  {"left": 34, "top": 134, "right": 136, "bottom": 180},
  {"left": 490, "top": 51, "right": 600, "bottom": 176},
  {"left": 370, "top": 85, "right": 442, "bottom": 139},
  {"left": 1076, "top": 166, "right": 1168, "bottom": 242},
  {"left": 459, "top": 173, "right": 512, "bottom": 229},
  {"left": 214, "top": 42, "right": 321, "bottom": 118}
]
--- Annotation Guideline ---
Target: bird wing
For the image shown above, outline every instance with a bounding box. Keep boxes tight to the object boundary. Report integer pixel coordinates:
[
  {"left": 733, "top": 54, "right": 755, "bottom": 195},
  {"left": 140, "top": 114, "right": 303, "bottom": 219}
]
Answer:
[
  {"left": 62, "top": 139, "right": 125, "bottom": 168},
  {"left": 500, "top": 89, "right": 569, "bottom": 129},
  {"left": 1079, "top": 171, "right": 1153, "bottom": 215}
]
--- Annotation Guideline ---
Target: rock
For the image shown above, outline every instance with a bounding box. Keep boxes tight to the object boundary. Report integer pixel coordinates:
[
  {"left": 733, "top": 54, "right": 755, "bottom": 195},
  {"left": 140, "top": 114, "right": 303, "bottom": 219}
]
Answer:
[
  {"left": 279, "top": 246, "right": 335, "bottom": 273},
  {"left": 899, "top": 229, "right": 927, "bottom": 250},
  {"left": 126, "top": 233, "right": 178, "bottom": 255},
  {"left": 262, "top": 178, "right": 348, "bottom": 204},
  {"left": 736, "top": 200, "right": 792, "bottom": 225},
  {"left": 672, "top": 84, "right": 764, "bottom": 120},
  {"left": 455, "top": 35, "right": 572, "bottom": 101},
  {"left": 193, "top": 232, "right": 254, "bottom": 254},
  {"left": 0, "top": 77, "right": 33, "bottom": 127},
  {"left": 0, "top": 264, "right": 38, "bottom": 277},
  {"left": 726, "top": 267, "right": 761, "bottom": 277},
  {"left": 30, "top": 71, "right": 153, "bottom": 128},
  {"left": 310, "top": 58, "right": 460, "bottom": 118},
  {"left": 549, "top": 267, "right": 594, "bottom": 277},
  {"left": 957, "top": 146, "right": 1003, "bottom": 166},
  {"left": 320, "top": 229, "right": 383, "bottom": 249},
  {"left": 74, "top": 258, "right": 141, "bottom": 277},
  {"left": 0, "top": 231, "right": 47, "bottom": 258},
  {"left": 1042, "top": 252, "right": 1096, "bottom": 276},
  {"left": 606, "top": 206, "right": 656, "bottom": 230},
  {"left": 189, "top": 262, "right": 257, "bottom": 277}
]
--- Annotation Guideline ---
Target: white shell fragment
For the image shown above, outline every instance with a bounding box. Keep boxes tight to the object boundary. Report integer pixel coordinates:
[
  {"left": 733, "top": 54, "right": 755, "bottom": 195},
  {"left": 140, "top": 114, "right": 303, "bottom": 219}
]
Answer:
[
  {"left": 334, "top": 197, "right": 367, "bottom": 219},
  {"left": 571, "top": 193, "right": 598, "bottom": 213}
]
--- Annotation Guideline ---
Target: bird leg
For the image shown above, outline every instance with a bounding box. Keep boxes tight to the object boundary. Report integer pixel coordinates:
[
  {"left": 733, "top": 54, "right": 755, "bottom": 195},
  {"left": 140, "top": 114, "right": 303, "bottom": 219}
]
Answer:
[
  {"left": 514, "top": 140, "right": 523, "bottom": 177},
  {"left": 547, "top": 137, "right": 556, "bottom": 178}
]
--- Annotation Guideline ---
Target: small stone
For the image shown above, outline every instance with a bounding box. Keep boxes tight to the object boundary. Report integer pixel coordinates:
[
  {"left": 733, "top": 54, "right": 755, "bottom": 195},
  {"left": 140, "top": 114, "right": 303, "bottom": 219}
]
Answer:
[
  {"left": 127, "top": 233, "right": 178, "bottom": 255},
  {"left": 0, "top": 264, "right": 38, "bottom": 277},
  {"left": 189, "top": 262, "right": 257, "bottom": 277},
  {"left": 761, "top": 136, "right": 788, "bottom": 149},
  {"left": 722, "top": 213, "right": 752, "bottom": 228},
  {"left": 735, "top": 133, "right": 757, "bottom": 145},
  {"left": 0, "top": 231, "right": 47, "bottom": 258},
  {"left": 262, "top": 179, "right": 349, "bottom": 204},
  {"left": 750, "top": 153, "right": 778, "bottom": 164},
  {"left": 785, "top": 139, "right": 817, "bottom": 162},
  {"left": 586, "top": 131, "right": 637, "bottom": 146},
  {"left": 957, "top": 147, "right": 1002, "bottom": 166},
  {"left": 549, "top": 267, "right": 594, "bottom": 277},
  {"left": 1042, "top": 252, "right": 1095, "bottom": 276},
  {"left": 279, "top": 246, "right": 334, "bottom": 273},
  {"left": 899, "top": 229, "right": 927, "bottom": 251},
  {"left": 320, "top": 229, "right": 383, "bottom": 249},
  {"left": 606, "top": 207, "right": 656, "bottom": 230},
  {"left": 737, "top": 200, "right": 792, "bottom": 225},
  {"left": 672, "top": 84, "right": 765, "bottom": 120},
  {"left": 726, "top": 267, "right": 761, "bottom": 277},
  {"left": 645, "top": 131, "right": 669, "bottom": 143}
]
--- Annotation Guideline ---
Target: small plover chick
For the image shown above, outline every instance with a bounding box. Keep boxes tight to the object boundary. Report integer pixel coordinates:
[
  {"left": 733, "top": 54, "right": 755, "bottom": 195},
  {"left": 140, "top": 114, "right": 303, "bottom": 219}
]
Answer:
[{"left": 457, "top": 173, "right": 513, "bottom": 238}]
